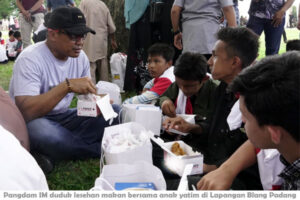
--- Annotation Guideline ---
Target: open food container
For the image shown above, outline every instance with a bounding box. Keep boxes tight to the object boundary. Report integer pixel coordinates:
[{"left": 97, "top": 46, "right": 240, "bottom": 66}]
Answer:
[{"left": 151, "top": 137, "right": 203, "bottom": 176}]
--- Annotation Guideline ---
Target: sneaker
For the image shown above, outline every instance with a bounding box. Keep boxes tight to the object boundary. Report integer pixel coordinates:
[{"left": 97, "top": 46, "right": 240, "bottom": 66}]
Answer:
[{"left": 32, "top": 153, "right": 54, "bottom": 174}]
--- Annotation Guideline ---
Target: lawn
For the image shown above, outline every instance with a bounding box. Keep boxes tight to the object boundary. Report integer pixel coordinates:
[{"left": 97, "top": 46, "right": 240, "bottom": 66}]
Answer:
[{"left": 0, "top": 28, "right": 299, "bottom": 190}]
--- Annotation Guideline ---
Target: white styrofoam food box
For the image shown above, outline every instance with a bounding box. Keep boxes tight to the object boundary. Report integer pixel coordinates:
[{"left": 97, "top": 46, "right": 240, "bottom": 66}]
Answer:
[{"left": 152, "top": 137, "right": 203, "bottom": 176}]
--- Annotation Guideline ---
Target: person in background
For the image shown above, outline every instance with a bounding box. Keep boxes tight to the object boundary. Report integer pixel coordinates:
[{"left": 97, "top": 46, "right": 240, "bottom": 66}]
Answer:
[
  {"left": 124, "top": 0, "right": 177, "bottom": 93},
  {"left": 223, "top": 0, "right": 240, "bottom": 26},
  {"left": 16, "top": 0, "right": 45, "bottom": 48},
  {"left": 6, "top": 30, "right": 18, "bottom": 61},
  {"left": 47, "top": 0, "right": 75, "bottom": 12},
  {"left": 0, "top": 31, "right": 8, "bottom": 64},
  {"left": 79, "top": 0, "right": 117, "bottom": 83},
  {"left": 286, "top": 39, "right": 300, "bottom": 51},
  {"left": 0, "top": 31, "right": 4, "bottom": 45},
  {"left": 9, "top": 7, "right": 120, "bottom": 174},
  {"left": 171, "top": 0, "right": 236, "bottom": 60},
  {"left": 197, "top": 52, "right": 300, "bottom": 190},
  {"left": 123, "top": 43, "right": 175, "bottom": 104},
  {"left": 13, "top": 31, "right": 23, "bottom": 58},
  {"left": 247, "top": 0, "right": 295, "bottom": 55},
  {"left": 32, "top": 12, "right": 51, "bottom": 43}
]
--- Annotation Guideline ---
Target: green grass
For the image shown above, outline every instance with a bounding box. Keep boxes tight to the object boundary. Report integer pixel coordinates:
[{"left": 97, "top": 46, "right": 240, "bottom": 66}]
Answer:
[
  {"left": 46, "top": 159, "right": 100, "bottom": 190},
  {"left": 258, "top": 28, "right": 299, "bottom": 59},
  {"left": 0, "top": 61, "right": 13, "bottom": 91},
  {"left": 0, "top": 28, "right": 299, "bottom": 190}
]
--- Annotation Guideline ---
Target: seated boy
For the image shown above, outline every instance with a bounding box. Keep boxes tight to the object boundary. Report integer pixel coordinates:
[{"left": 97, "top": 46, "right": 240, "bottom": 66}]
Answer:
[
  {"left": 152, "top": 52, "right": 217, "bottom": 189},
  {"left": 123, "top": 43, "right": 175, "bottom": 104},
  {"left": 6, "top": 30, "right": 18, "bottom": 61},
  {"left": 159, "top": 52, "right": 217, "bottom": 148},
  {"left": 197, "top": 52, "right": 300, "bottom": 190},
  {"left": 13, "top": 31, "right": 22, "bottom": 58}
]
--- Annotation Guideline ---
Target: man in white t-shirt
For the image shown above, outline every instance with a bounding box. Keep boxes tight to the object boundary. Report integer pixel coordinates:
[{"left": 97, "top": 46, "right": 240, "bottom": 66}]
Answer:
[
  {"left": 0, "top": 125, "right": 48, "bottom": 190},
  {"left": 9, "top": 7, "right": 120, "bottom": 173}
]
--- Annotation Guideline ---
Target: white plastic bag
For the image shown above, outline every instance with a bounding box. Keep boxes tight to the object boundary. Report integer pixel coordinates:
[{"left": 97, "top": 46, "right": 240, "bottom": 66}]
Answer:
[
  {"left": 102, "top": 122, "right": 153, "bottom": 165},
  {"left": 121, "top": 104, "right": 162, "bottom": 135},
  {"left": 110, "top": 53, "right": 127, "bottom": 92},
  {"left": 92, "top": 161, "right": 166, "bottom": 190},
  {"left": 96, "top": 81, "right": 122, "bottom": 105}
]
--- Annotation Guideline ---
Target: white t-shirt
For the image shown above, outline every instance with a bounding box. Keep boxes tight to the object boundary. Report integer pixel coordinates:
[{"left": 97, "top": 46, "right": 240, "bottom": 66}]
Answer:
[
  {"left": 0, "top": 125, "right": 48, "bottom": 190},
  {"left": 6, "top": 38, "right": 18, "bottom": 57},
  {"left": 9, "top": 41, "right": 90, "bottom": 115},
  {"left": 0, "top": 45, "right": 8, "bottom": 62}
]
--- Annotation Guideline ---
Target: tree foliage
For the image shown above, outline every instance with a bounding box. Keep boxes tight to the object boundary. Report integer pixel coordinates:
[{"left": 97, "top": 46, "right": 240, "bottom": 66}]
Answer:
[{"left": 0, "top": 0, "right": 17, "bottom": 19}]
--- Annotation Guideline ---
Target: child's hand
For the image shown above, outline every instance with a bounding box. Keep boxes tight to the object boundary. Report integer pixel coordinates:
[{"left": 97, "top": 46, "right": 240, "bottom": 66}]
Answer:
[
  {"left": 163, "top": 116, "right": 191, "bottom": 133},
  {"left": 161, "top": 99, "right": 176, "bottom": 117}
]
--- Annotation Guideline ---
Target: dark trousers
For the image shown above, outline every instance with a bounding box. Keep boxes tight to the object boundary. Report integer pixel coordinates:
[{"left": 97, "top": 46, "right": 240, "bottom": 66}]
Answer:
[{"left": 247, "top": 15, "right": 285, "bottom": 56}]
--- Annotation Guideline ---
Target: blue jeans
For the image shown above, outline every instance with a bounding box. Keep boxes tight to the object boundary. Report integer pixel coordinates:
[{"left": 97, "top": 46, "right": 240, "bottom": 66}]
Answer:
[
  {"left": 27, "top": 105, "right": 120, "bottom": 161},
  {"left": 247, "top": 15, "right": 285, "bottom": 55}
]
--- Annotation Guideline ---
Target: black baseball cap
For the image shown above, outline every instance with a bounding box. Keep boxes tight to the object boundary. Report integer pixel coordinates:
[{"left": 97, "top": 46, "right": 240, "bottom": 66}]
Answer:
[{"left": 47, "top": 7, "right": 95, "bottom": 35}]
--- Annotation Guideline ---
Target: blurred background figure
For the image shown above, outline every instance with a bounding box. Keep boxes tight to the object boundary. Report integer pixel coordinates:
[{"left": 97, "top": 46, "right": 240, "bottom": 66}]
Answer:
[
  {"left": 79, "top": 0, "right": 117, "bottom": 83},
  {"left": 247, "top": 0, "right": 295, "bottom": 55},
  {"left": 47, "top": 0, "right": 75, "bottom": 12},
  {"left": 16, "top": 0, "right": 45, "bottom": 48},
  {"left": 171, "top": 0, "right": 236, "bottom": 61}
]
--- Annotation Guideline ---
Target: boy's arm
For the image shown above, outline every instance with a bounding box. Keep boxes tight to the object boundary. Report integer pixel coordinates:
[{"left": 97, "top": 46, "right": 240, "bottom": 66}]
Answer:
[
  {"left": 123, "top": 91, "right": 159, "bottom": 104},
  {"left": 197, "top": 140, "right": 257, "bottom": 190},
  {"left": 158, "top": 83, "right": 178, "bottom": 117},
  {"left": 143, "top": 79, "right": 154, "bottom": 91},
  {"left": 158, "top": 83, "right": 178, "bottom": 107},
  {"left": 163, "top": 116, "right": 203, "bottom": 134}
]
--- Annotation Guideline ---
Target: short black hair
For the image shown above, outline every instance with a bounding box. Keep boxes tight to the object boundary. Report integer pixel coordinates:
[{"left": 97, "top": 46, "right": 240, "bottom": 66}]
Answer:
[
  {"left": 44, "top": 12, "right": 52, "bottom": 27},
  {"left": 174, "top": 52, "right": 207, "bottom": 81},
  {"left": 9, "top": 30, "right": 14, "bottom": 37},
  {"left": 0, "top": 31, "right": 2, "bottom": 38},
  {"left": 13, "top": 31, "right": 21, "bottom": 39},
  {"left": 217, "top": 27, "right": 259, "bottom": 69},
  {"left": 229, "top": 52, "right": 300, "bottom": 142},
  {"left": 148, "top": 43, "right": 175, "bottom": 62},
  {"left": 286, "top": 40, "right": 300, "bottom": 51}
]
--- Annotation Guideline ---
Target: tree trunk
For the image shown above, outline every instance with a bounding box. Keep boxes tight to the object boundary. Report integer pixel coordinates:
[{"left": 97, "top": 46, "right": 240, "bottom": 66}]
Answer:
[{"left": 101, "top": 0, "right": 129, "bottom": 56}]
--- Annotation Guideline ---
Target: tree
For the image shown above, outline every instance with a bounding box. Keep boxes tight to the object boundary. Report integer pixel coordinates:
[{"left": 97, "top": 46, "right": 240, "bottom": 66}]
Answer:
[
  {"left": 0, "top": 0, "right": 17, "bottom": 19},
  {"left": 74, "top": 0, "right": 81, "bottom": 6}
]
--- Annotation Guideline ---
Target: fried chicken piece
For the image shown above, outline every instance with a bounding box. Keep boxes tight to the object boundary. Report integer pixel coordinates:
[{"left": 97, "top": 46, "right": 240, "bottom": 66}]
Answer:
[{"left": 171, "top": 142, "right": 186, "bottom": 156}]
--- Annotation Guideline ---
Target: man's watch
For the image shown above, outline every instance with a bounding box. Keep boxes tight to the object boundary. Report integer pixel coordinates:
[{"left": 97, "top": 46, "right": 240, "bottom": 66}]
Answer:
[{"left": 172, "top": 29, "right": 181, "bottom": 36}]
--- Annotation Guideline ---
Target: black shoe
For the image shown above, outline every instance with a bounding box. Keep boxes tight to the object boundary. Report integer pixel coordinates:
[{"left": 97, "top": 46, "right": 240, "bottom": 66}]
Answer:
[{"left": 32, "top": 153, "right": 54, "bottom": 174}]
